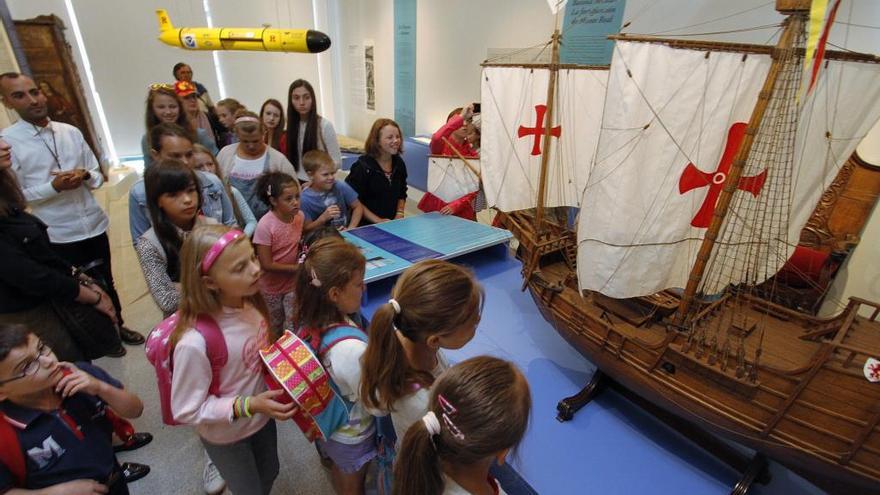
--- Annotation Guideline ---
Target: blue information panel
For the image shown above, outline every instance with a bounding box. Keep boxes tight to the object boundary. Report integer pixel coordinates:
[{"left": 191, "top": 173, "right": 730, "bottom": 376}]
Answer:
[
  {"left": 342, "top": 213, "right": 513, "bottom": 283},
  {"left": 394, "top": 0, "right": 417, "bottom": 136},
  {"left": 560, "top": 0, "right": 626, "bottom": 65}
]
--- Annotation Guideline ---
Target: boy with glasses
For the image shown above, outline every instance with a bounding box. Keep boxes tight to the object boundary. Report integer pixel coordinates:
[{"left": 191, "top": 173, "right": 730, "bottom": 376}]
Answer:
[{"left": 0, "top": 324, "right": 146, "bottom": 494}]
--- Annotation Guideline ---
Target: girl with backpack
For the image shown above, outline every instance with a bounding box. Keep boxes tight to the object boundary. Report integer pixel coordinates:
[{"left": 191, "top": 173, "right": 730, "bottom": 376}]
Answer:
[
  {"left": 168, "top": 225, "right": 296, "bottom": 494},
  {"left": 360, "top": 260, "right": 483, "bottom": 441},
  {"left": 294, "top": 237, "right": 374, "bottom": 494},
  {"left": 393, "top": 356, "right": 532, "bottom": 495}
]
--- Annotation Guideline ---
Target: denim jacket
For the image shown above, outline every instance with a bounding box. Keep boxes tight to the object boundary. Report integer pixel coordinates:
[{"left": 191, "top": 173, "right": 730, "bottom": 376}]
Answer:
[{"left": 128, "top": 169, "right": 235, "bottom": 244}]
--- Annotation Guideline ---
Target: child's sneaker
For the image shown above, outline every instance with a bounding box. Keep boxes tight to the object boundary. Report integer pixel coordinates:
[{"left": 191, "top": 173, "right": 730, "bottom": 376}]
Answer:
[{"left": 203, "top": 459, "right": 226, "bottom": 495}]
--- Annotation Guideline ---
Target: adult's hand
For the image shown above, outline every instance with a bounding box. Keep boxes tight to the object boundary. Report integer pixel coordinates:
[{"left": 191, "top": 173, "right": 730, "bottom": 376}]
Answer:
[
  {"left": 461, "top": 103, "right": 475, "bottom": 122},
  {"left": 50, "top": 170, "right": 84, "bottom": 191}
]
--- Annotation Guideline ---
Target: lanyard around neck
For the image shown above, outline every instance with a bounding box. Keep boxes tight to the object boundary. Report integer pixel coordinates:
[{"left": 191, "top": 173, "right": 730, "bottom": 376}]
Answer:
[{"left": 32, "top": 123, "right": 61, "bottom": 169}]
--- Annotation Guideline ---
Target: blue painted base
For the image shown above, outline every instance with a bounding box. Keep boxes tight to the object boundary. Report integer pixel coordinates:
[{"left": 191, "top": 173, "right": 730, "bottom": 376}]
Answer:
[{"left": 361, "top": 245, "right": 826, "bottom": 495}]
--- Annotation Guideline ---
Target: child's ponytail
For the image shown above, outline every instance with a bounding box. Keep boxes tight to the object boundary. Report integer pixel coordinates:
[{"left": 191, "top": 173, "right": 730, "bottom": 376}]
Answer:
[
  {"left": 393, "top": 356, "right": 532, "bottom": 495},
  {"left": 392, "top": 416, "right": 443, "bottom": 495},
  {"left": 360, "top": 300, "right": 432, "bottom": 411},
  {"left": 360, "top": 260, "right": 484, "bottom": 412}
]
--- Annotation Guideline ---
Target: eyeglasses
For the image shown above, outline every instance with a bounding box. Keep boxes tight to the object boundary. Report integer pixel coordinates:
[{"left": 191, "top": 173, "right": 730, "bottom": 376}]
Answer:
[{"left": 0, "top": 340, "right": 52, "bottom": 386}]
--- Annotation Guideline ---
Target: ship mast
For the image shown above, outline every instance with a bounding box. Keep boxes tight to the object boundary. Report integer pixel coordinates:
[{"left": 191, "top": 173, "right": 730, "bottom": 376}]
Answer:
[
  {"left": 674, "top": 2, "right": 808, "bottom": 325},
  {"left": 534, "top": 29, "right": 561, "bottom": 231}
]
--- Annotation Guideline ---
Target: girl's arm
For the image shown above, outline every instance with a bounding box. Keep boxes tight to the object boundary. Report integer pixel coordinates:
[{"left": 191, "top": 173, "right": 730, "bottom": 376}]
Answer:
[
  {"left": 254, "top": 243, "right": 298, "bottom": 274},
  {"left": 134, "top": 238, "right": 180, "bottom": 315},
  {"left": 231, "top": 186, "right": 258, "bottom": 236},
  {"left": 170, "top": 334, "right": 236, "bottom": 424},
  {"left": 395, "top": 198, "right": 406, "bottom": 219},
  {"left": 322, "top": 119, "right": 343, "bottom": 168},
  {"left": 347, "top": 200, "right": 364, "bottom": 229},
  {"left": 360, "top": 204, "right": 387, "bottom": 224}
]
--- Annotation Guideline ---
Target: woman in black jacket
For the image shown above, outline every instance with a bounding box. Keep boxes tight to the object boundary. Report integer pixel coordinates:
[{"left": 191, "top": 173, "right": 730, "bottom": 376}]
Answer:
[
  {"left": 0, "top": 138, "right": 118, "bottom": 361},
  {"left": 345, "top": 118, "right": 408, "bottom": 224}
]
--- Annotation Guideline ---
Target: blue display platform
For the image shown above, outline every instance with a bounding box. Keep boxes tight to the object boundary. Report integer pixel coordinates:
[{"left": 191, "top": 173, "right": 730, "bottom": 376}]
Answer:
[
  {"left": 342, "top": 212, "right": 512, "bottom": 283},
  {"left": 358, "top": 245, "right": 826, "bottom": 495},
  {"left": 401, "top": 135, "right": 430, "bottom": 191}
]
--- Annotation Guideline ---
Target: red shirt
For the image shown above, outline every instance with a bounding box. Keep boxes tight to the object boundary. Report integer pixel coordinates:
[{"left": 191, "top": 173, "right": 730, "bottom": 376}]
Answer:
[{"left": 430, "top": 114, "right": 478, "bottom": 158}]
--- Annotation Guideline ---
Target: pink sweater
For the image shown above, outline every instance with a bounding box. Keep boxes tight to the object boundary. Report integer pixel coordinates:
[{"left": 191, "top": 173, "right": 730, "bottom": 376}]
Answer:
[{"left": 171, "top": 304, "right": 270, "bottom": 445}]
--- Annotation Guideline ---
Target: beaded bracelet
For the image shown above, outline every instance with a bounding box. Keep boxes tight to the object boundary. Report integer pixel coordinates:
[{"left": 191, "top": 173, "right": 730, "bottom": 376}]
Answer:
[{"left": 233, "top": 396, "right": 243, "bottom": 419}]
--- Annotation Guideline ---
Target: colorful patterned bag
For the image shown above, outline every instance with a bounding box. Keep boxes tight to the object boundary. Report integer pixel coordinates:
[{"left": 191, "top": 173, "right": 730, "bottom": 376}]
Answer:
[{"left": 260, "top": 326, "right": 366, "bottom": 442}]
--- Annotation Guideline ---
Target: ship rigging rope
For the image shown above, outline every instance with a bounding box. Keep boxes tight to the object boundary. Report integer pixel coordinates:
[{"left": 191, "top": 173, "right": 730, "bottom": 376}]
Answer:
[
  {"left": 646, "top": 24, "right": 783, "bottom": 38},
  {"left": 641, "top": 0, "right": 775, "bottom": 36},
  {"left": 483, "top": 40, "right": 553, "bottom": 65}
]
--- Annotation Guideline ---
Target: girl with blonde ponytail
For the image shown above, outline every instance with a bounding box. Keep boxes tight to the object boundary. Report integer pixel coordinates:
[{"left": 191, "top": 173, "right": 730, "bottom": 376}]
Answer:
[{"left": 360, "top": 259, "right": 484, "bottom": 441}]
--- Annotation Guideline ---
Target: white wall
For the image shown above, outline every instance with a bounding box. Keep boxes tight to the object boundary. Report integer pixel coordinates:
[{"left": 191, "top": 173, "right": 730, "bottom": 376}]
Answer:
[
  {"left": 8, "top": 0, "right": 326, "bottom": 160},
  {"left": 7, "top": 0, "right": 880, "bottom": 162},
  {"left": 333, "top": 0, "right": 880, "bottom": 140}
]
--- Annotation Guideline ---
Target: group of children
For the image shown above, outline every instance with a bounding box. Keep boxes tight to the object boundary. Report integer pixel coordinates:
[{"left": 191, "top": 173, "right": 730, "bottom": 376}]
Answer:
[
  {"left": 0, "top": 223, "right": 532, "bottom": 495},
  {"left": 0, "top": 68, "right": 527, "bottom": 494}
]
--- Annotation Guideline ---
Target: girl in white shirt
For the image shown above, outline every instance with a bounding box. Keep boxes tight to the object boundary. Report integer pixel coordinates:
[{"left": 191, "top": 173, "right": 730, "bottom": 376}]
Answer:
[
  {"left": 293, "top": 237, "right": 373, "bottom": 494},
  {"left": 169, "top": 225, "right": 296, "bottom": 495},
  {"left": 360, "top": 260, "right": 484, "bottom": 442},
  {"left": 393, "top": 356, "right": 532, "bottom": 495},
  {"left": 285, "top": 79, "right": 342, "bottom": 182}
]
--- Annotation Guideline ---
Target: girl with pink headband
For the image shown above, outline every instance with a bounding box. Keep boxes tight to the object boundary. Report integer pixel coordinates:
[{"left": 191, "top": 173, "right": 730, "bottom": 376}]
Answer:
[{"left": 167, "top": 225, "right": 296, "bottom": 495}]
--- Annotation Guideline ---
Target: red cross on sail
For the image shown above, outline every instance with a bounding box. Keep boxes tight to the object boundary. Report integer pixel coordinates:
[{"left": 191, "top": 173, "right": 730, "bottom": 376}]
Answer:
[
  {"left": 518, "top": 104, "right": 561, "bottom": 156},
  {"left": 678, "top": 122, "right": 768, "bottom": 228}
]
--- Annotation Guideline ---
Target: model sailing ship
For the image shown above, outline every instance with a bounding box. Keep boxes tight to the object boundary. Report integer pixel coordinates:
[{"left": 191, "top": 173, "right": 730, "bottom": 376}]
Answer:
[{"left": 477, "top": 0, "right": 880, "bottom": 492}]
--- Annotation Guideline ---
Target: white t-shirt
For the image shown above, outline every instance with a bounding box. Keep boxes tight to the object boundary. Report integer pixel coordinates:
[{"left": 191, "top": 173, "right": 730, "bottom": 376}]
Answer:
[
  {"left": 443, "top": 475, "right": 507, "bottom": 495},
  {"left": 389, "top": 352, "right": 449, "bottom": 442},
  {"left": 229, "top": 153, "right": 267, "bottom": 180}
]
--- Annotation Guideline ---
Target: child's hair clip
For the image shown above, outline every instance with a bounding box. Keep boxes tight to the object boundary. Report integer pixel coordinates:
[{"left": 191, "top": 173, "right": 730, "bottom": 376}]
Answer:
[
  {"left": 441, "top": 412, "right": 466, "bottom": 441},
  {"left": 310, "top": 268, "right": 322, "bottom": 287},
  {"left": 297, "top": 244, "right": 310, "bottom": 264},
  {"left": 437, "top": 394, "right": 459, "bottom": 416},
  {"left": 267, "top": 184, "right": 273, "bottom": 196}
]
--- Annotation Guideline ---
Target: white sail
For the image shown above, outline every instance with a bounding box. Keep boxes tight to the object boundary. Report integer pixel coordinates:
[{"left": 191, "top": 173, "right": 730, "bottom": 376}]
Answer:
[
  {"left": 576, "top": 40, "right": 771, "bottom": 297},
  {"left": 426, "top": 155, "right": 480, "bottom": 203},
  {"left": 480, "top": 65, "right": 607, "bottom": 211},
  {"left": 577, "top": 39, "right": 880, "bottom": 298}
]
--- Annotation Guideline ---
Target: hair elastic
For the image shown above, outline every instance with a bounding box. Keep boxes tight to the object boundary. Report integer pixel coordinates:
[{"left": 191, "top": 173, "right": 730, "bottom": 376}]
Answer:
[
  {"left": 388, "top": 298, "right": 401, "bottom": 314},
  {"left": 422, "top": 411, "right": 441, "bottom": 437},
  {"left": 234, "top": 116, "right": 260, "bottom": 125},
  {"left": 201, "top": 230, "right": 245, "bottom": 274},
  {"left": 310, "top": 268, "right": 322, "bottom": 287},
  {"left": 297, "top": 244, "right": 310, "bottom": 264}
]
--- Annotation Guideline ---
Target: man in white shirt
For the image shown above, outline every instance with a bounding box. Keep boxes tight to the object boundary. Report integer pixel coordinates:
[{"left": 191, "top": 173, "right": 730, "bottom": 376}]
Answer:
[{"left": 0, "top": 72, "right": 144, "bottom": 348}]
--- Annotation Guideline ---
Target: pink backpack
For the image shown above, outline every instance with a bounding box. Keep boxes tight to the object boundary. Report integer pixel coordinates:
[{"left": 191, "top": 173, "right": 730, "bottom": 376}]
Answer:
[{"left": 145, "top": 312, "right": 228, "bottom": 425}]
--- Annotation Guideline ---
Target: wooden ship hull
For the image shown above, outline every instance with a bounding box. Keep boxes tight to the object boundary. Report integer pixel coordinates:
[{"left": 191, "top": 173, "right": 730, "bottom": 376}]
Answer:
[{"left": 500, "top": 210, "right": 880, "bottom": 493}]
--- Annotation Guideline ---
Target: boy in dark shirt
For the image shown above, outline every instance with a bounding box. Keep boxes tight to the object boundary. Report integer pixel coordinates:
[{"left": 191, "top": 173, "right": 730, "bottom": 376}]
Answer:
[{"left": 0, "top": 324, "right": 144, "bottom": 494}]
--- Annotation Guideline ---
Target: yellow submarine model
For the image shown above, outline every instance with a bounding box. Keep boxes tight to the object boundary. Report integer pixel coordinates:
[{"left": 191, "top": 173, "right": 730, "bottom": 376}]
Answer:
[{"left": 155, "top": 9, "right": 331, "bottom": 54}]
